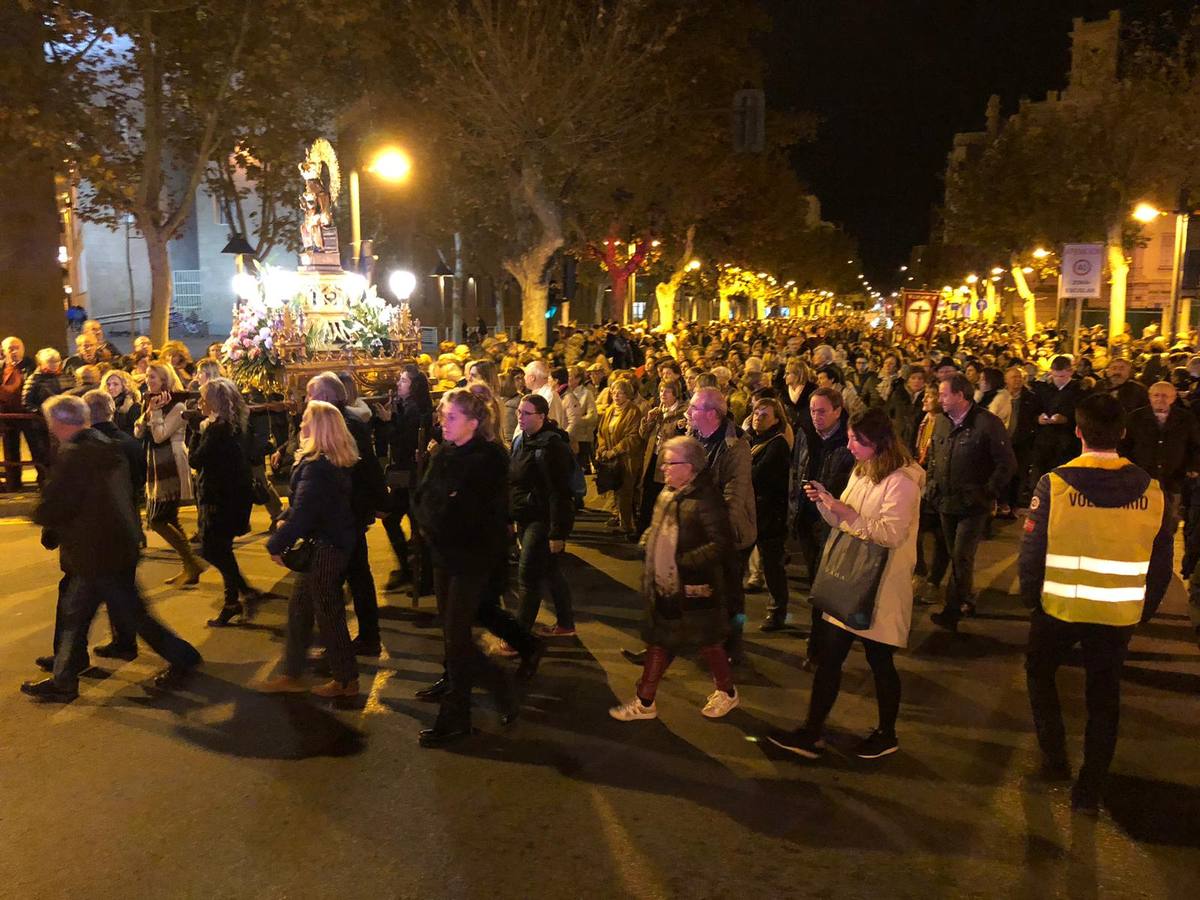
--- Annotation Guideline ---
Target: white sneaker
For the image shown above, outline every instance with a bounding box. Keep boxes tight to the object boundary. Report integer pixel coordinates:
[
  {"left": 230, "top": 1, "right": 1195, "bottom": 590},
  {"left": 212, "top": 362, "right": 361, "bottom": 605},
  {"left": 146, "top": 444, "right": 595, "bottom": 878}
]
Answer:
[
  {"left": 609, "top": 696, "right": 658, "bottom": 721},
  {"left": 701, "top": 688, "right": 739, "bottom": 718}
]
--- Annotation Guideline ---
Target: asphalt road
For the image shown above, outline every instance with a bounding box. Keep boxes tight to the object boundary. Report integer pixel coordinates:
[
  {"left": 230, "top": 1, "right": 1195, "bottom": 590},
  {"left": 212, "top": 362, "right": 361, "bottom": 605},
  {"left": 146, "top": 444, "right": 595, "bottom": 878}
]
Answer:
[{"left": 0, "top": 499, "right": 1197, "bottom": 900}]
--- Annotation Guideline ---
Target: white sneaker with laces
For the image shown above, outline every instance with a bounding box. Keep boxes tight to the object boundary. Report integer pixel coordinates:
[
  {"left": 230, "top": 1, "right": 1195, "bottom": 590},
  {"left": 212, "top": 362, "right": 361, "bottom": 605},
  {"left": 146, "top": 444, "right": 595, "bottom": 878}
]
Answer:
[
  {"left": 701, "top": 688, "right": 739, "bottom": 718},
  {"left": 609, "top": 696, "right": 658, "bottom": 721}
]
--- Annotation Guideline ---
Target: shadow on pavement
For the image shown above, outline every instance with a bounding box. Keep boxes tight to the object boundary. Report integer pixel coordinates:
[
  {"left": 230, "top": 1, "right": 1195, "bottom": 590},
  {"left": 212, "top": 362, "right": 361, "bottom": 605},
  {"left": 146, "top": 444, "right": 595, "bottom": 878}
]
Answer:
[{"left": 1105, "top": 774, "right": 1200, "bottom": 847}]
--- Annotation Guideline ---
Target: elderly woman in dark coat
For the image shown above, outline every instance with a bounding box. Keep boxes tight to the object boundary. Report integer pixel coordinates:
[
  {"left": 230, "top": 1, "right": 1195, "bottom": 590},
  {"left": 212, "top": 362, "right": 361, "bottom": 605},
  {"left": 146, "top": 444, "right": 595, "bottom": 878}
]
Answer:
[
  {"left": 609, "top": 435, "right": 739, "bottom": 722},
  {"left": 748, "top": 396, "right": 793, "bottom": 631}
]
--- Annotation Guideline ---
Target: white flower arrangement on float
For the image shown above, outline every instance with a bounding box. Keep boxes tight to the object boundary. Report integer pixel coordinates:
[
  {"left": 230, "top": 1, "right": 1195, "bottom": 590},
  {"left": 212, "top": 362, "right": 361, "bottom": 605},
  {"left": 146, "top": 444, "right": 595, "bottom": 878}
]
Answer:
[{"left": 221, "top": 264, "right": 309, "bottom": 387}]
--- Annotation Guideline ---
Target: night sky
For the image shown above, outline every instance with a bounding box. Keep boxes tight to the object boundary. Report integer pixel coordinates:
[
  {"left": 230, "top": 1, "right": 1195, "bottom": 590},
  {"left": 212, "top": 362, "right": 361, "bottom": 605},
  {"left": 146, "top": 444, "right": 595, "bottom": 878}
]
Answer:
[{"left": 763, "top": 0, "right": 1190, "bottom": 290}]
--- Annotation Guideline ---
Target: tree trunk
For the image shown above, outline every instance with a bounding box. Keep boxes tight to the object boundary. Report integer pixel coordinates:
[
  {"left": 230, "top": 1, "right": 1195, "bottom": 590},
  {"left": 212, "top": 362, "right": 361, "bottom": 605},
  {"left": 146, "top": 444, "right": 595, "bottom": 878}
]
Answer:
[
  {"left": 495, "top": 277, "right": 506, "bottom": 332},
  {"left": 503, "top": 162, "right": 562, "bottom": 346},
  {"left": 146, "top": 228, "right": 173, "bottom": 346},
  {"left": 452, "top": 232, "right": 464, "bottom": 343},
  {"left": 506, "top": 255, "right": 550, "bottom": 348},
  {"left": 1106, "top": 222, "right": 1128, "bottom": 340},
  {"left": 609, "top": 274, "right": 629, "bottom": 323},
  {"left": 1010, "top": 257, "right": 1038, "bottom": 338},
  {"left": 654, "top": 225, "right": 695, "bottom": 330}
]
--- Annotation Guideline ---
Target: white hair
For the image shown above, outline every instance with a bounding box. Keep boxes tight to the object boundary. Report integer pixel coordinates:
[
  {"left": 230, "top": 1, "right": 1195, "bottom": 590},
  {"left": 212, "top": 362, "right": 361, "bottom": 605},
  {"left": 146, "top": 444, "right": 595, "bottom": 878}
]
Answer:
[{"left": 43, "top": 394, "right": 89, "bottom": 427}]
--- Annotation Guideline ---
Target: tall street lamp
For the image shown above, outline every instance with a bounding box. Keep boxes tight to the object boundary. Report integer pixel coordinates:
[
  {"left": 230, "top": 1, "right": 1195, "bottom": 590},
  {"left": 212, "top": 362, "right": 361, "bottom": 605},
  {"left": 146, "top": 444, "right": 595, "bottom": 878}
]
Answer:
[
  {"left": 431, "top": 260, "right": 454, "bottom": 337},
  {"left": 1132, "top": 191, "right": 1190, "bottom": 343},
  {"left": 350, "top": 146, "right": 412, "bottom": 269}
]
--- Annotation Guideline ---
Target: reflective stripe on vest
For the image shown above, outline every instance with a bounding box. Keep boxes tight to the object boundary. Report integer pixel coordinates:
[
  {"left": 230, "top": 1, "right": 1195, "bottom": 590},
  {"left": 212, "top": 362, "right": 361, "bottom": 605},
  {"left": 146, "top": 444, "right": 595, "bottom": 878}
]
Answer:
[{"left": 1042, "top": 463, "right": 1162, "bottom": 627}]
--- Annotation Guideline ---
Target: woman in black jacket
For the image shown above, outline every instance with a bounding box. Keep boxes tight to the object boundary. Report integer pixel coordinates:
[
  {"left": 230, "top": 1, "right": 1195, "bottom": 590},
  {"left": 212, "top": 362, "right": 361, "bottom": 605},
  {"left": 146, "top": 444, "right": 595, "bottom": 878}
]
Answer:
[
  {"left": 378, "top": 364, "right": 433, "bottom": 591},
  {"left": 412, "top": 389, "right": 513, "bottom": 747},
  {"left": 609, "top": 435, "right": 739, "bottom": 722},
  {"left": 260, "top": 401, "right": 360, "bottom": 699},
  {"left": 189, "top": 378, "right": 259, "bottom": 626},
  {"left": 748, "top": 397, "right": 793, "bottom": 631}
]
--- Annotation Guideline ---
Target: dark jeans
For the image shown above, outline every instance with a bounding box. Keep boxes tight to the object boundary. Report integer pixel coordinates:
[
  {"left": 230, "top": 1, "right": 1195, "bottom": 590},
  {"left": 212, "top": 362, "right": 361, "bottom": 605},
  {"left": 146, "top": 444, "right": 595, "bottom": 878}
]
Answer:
[
  {"left": 516, "top": 520, "right": 574, "bottom": 630},
  {"left": 1006, "top": 443, "right": 1035, "bottom": 510},
  {"left": 576, "top": 440, "right": 594, "bottom": 474},
  {"left": 283, "top": 544, "right": 356, "bottom": 682},
  {"left": 50, "top": 572, "right": 135, "bottom": 660},
  {"left": 1025, "top": 609, "right": 1134, "bottom": 792},
  {"left": 758, "top": 534, "right": 789, "bottom": 620},
  {"left": 637, "top": 470, "right": 664, "bottom": 536},
  {"left": 435, "top": 568, "right": 507, "bottom": 727},
  {"left": 914, "top": 504, "right": 950, "bottom": 585},
  {"left": 796, "top": 517, "right": 831, "bottom": 656},
  {"left": 938, "top": 511, "right": 989, "bottom": 621},
  {"left": 24, "top": 423, "right": 51, "bottom": 487},
  {"left": 381, "top": 485, "right": 412, "bottom": 573},
  {"left": 200, "top": 521, "right": 249, "bottom": 605},
  {"left": 2, "top": 419, "right": 36, "bottom": 490},
  {"left": 54, "top": 570, "right": 201, "bottom": 690},
  {"left": 806, "top": 625, "right": 901, "bottom": 737},
  {"left": 345, "top": 530, "right": 379, "bottom": 643}
]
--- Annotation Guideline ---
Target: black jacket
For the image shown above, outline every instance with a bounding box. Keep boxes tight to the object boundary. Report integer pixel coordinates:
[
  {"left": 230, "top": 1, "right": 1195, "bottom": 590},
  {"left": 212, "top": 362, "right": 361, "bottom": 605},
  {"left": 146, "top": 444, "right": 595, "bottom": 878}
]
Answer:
[
  {"left": 21, "top": 371, "right": 62, "bottom": 414},
  {"left": 884, "top": 385, "right": 924, "bottom": 453},
  {"left": 386, "top": 396, "right": 433, "bottom": 474},
  {"left": 1008, "top": 385, "right": 1041, "bottom": 451},
  {"left": 748, "top": 424, "right": 791, "bottom": 540},
  {"left": 1106, "top": 379, "right": 1150, "bottom": 415},
  {"left": 413, "top": 436, "right": 509, "bottom": 575},
  {"left": 927, "top": 403, "right": 1017, "bottom": 515},
  {"left": 789, "top": 414, "right": 855, "bottom": 531},
  {"left": 510, "top": 424, "right": 575, "bottom": 540},
  {"left": 33, "top": 428, "right": 140, "bottom": 576},
  {"left": 341, "top": 409, "right": 387, "bottom": 530},
  {"left": 267, "top": 456, "right": 356, "bottom": 555},
  {"left": 1120, "top": 405, "right": 1200, "bottom": 495},
  {"left": 93, "top": 420, "right": 146, "bottom": 504},
  {"left": 188, "top": 420, "right": 254, "bottom": 535},
  {"left": 1033, "top": 379, "right": 1087, "bottom": 469}
]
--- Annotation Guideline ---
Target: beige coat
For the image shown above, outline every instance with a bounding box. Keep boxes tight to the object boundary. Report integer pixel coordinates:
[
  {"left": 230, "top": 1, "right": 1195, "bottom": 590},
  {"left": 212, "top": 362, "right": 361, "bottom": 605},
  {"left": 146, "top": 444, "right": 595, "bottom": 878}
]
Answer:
[
  {"left": 819, "top": 462, "right": 923, "bottom": 647},
  {"left": 135, "top": 403, "right": 194, "bottom": 502}
]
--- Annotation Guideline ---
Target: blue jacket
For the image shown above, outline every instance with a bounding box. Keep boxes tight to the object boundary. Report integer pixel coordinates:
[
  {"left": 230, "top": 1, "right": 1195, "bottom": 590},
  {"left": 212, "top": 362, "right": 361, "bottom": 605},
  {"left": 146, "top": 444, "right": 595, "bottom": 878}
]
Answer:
[{"left": 267, "top": 455, "right": 356, "bottom": 554}]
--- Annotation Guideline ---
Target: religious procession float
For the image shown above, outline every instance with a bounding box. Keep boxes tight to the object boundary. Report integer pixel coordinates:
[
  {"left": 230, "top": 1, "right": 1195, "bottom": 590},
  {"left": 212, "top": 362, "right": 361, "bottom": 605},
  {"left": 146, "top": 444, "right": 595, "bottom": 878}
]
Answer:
[{"left": 221, "top": 139, "right": 420, "bottom": 398}]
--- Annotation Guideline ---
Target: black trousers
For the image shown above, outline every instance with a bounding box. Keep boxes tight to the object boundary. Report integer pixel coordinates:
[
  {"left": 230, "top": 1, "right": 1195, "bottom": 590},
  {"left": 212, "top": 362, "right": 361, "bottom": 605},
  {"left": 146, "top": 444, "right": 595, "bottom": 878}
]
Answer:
[
  {"left": 283, "top": 544, "right": 356, "bottom": 682},
  {"left": 516, "top": 520, "right": 574, "bottom": 631},
  {"left": 2, "top": 419, "right": 35, "bottom": 490},
  {"left": 758, "top": 534, "right": 789, "bottom": 620},
  {"left": 434, "top": 568, "right": 507, "bottom": 727},
  {"left": 806, "top": 625, "right": 901, "bottom": 737},
  {"left": 54, "top": 570, "right": 201, "bottom": 690},
  {"left": 938, "top": 511, "right": 988, "bottom": 621},
  {"left": 1025, "top": 609, "right": 1134, "bottom": 792},
  {"left": 381, "top": 485, "right": 412, "bottom": 573},
  {"left": 199, "top": 520, "right": 248, "bottom": 605},
  {"left": 345, "top": 530, "right": 379, "bottom": 643},
  {"left": 50, "top": 572, "right": 135, "bottom": 659},
  {"left": 914, "top": 503, "right": 950, "bottom": 585}
]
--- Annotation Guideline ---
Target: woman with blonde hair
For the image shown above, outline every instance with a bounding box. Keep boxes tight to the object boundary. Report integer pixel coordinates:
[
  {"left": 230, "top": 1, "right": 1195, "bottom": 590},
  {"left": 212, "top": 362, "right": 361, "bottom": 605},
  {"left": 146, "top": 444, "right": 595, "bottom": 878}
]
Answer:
[
  {"left": 412, "top": 389, "right": 515, "bottom": 746},
  {"left": 189, "top": 378, "right": 260, "bottom": 626},
  {"left": 104, "top": 368, "right": 141, "bottom": 436},
  {"left": 159, "top": 340, "right": 195, "bottom": 381},
  {"left": 261, "top": 400, "right": 361, "bottom": 698},
  {"left": 467, "top": 381, "right": 505, "bottom": 445},
  {"left": 595, "top": 378, "right": 644, "bottom": 538},
  {"left": 135, "top": 361, "right": 204, "bottom": 584}
]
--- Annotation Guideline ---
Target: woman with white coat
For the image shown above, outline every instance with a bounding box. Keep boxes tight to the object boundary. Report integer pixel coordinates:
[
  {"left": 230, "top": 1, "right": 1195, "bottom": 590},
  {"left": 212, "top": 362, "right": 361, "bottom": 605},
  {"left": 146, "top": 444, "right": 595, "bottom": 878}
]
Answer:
[{"left": 768, "top": 407, "right": 923, "bottom": 761}]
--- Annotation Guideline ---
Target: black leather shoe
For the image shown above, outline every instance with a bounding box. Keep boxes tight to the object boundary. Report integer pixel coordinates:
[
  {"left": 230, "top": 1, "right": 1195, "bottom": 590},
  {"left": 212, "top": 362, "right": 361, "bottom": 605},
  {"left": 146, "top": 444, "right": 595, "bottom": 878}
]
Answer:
[
  {"left": 415, "top": 677, "right": 450, "bottom": 701},
  {"left": 419, "top": 724, "right": 475, "bottom": 748},
  {"left": 759, "top": 616, "right": 786, "bottom": 632},
  {"left": 206, "top": 603, "right": 244, "bottom": 628},
  {"left": 153, "top": 663, "right": 198, "bottom": 690},
  {"left": 351, "top": 636, "right": 382, "bottom": 657},
  {"left": 516, "top": 639, "right": 546, "bottom": 682},
  {"left": 621, "top": 648, "right": 647, "bottom": 666},
  {"left": 384, "top": 569, "right": 411, "bottom": 592},
  {"left": 35, "top": 655, "right": 55, "bottom": 673},
  {"left": 93, "top": 642, "right": 138, "bottom": 661},
  {"left": 20, "top": 678, "right": 78, "bottom": 702}
]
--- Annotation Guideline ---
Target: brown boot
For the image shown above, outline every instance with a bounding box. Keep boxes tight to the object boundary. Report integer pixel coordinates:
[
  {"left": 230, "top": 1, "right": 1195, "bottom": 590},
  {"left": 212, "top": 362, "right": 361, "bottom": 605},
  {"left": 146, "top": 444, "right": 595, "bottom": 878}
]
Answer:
[
  {"left": 311, "top": 678, "right": 359, "bottom": 699},
  {"left": 154, "top": 521, "right": 206, "bottom": 584}
]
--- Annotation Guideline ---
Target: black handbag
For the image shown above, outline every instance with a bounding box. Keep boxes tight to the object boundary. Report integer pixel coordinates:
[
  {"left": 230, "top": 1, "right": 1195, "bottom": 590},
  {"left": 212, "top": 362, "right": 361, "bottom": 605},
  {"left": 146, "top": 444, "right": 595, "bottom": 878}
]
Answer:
[
  {"left": 594, "top": 459, "right": 624, "bottom": 493},
  {"left": 280, "top": 538, "right": 316, "bottom": 572},
  {"left": 809, "top": 528, "right": 889, "bottom": 631}
]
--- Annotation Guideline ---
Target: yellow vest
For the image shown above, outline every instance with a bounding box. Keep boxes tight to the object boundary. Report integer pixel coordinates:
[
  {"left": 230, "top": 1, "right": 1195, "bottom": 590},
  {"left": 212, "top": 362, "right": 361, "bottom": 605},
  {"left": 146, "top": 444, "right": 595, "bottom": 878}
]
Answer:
[{"left": 1042, "top": 456, "right": 1163, "bottom": 626}]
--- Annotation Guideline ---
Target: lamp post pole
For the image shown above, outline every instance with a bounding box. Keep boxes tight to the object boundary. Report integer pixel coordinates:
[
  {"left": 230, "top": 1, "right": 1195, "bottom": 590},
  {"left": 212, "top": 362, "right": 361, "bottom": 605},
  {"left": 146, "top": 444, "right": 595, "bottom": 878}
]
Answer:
[{"left": 349, "top": 169, "right": 362, "bottom": 269}]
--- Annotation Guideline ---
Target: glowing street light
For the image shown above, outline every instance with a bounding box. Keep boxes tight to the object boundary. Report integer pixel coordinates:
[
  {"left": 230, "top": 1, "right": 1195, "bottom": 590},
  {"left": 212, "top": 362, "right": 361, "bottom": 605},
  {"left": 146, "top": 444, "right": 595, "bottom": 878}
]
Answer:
[
  {"left": 898, "top": 265, "right": 908, "bottom": 272},
  {"left": 686, "top": 259, "right": 701, "bottom": 271},
  {"left": 1032, "top": 247, "right": 1050, "bottom": 259},
  {"left": 1021, "top": 266, "right": 1034, "bottom": 274},
  {"left": 991, "top": 266, "right": 1005, "bottom": 275},
  {"left": 388, "top": 269, "right": 417, "bottom": 301},
  {"left": 966, "top": 273, "right": 978, "bottom": 284},
  {"left": 231, "top": 272, "right": 258, "bottom": 301},
  {"left": 367, "top": 147, "right": 413, "bottom": 182},
  {"left": 1132, "top": 202, "right": 1162, "bottom": 224}
]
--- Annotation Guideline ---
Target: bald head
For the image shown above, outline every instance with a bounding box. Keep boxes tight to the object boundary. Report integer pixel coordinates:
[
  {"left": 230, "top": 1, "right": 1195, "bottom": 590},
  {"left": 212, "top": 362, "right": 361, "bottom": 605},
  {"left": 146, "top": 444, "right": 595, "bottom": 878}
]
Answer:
[{"left": 1148, "top": 381, "right": 1176, "bottom": 416}]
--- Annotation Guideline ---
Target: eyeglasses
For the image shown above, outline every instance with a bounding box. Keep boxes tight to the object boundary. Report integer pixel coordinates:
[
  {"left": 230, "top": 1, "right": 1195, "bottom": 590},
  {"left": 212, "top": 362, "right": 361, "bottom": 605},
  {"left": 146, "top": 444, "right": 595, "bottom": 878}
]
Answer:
[{"left": 662, "top": 460, "right": 690, "bottom": 467}]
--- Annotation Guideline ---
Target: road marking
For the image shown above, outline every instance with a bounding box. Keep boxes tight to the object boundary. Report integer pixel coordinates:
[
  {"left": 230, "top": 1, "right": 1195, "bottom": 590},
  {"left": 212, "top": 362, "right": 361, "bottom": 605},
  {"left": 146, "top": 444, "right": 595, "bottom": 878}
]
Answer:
[
  {"left": 587, "top": 787, "right": 669, "bottom": 899},
  {"left": 361, "top": 646, "right": 394, "bottom": 717}
]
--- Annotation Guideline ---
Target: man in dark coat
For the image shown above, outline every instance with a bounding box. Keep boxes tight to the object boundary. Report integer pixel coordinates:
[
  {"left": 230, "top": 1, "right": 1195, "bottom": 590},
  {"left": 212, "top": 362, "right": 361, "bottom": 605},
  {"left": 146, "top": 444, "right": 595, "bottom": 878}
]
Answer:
[
  {"left": 1103, "top": 358, "right": 1149, "bottom": 415},
  {"left": 1032, "top": 356, "right": 1087, "bottom": 483},
  {"left": 928, "top": 374, "right": 1017, "bottom": 633},
  {"left": 1, "top": 336, "right": 36, "bottom": 491},
  {"left": 21, "top": 395, "right": 201, "bottom": 702},
  {"left": 1004, "top": 366, "right": 1041, "bottom": 512},
  {"left": 884, "top": 368, "right": 927, "bottom": 453},
  {"left": 789, "top": 388, "right": 855, "bottom": 660},
  {"left": 20, "top": 347, "right": 64, "bottom": 487}
]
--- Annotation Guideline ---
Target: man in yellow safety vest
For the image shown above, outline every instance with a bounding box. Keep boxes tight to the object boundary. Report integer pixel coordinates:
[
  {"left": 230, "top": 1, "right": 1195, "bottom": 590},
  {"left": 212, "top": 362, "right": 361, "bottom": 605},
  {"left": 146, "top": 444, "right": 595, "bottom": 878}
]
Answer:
[{"left": 1019, "top": 392, "right": 1172, "bottom": 816}]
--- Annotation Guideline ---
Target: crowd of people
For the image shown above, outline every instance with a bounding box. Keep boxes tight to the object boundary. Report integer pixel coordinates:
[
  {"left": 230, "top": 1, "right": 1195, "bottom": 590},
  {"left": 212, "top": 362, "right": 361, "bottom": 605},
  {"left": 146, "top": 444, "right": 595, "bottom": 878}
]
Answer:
[{"left": 1, "top": 311, "right": 1190, "bottom": 814}]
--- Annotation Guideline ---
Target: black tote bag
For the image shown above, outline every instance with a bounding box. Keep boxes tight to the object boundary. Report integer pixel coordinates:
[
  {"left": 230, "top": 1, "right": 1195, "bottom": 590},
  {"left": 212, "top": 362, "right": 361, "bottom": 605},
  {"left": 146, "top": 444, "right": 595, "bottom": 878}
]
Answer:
[{"left": 809, "top": 528, "right": 889, "bottom": 631}]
